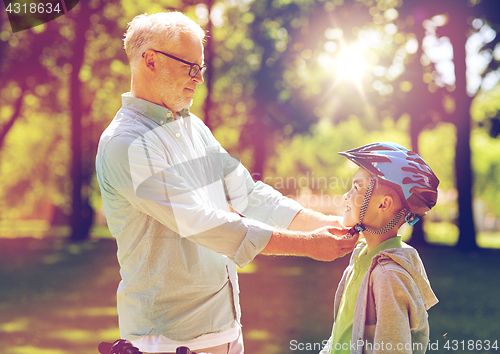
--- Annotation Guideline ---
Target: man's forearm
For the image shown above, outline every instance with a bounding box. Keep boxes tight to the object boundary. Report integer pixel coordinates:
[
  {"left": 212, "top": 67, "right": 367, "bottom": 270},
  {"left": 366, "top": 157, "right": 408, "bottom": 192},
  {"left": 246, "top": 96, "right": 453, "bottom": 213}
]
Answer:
[
  {"left": 261, "top": 226, "right": 357, "bottom": 262},
  {"left": 261, "top": 229, "right": 309, "bottom": 257},
  {"left": 288, "top": 208, "right": 344, "bottom": 232}
]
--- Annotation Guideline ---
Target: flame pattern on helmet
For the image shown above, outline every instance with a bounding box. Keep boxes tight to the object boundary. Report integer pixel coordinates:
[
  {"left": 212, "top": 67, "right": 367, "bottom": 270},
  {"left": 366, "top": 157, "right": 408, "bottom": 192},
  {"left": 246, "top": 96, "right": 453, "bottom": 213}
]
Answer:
[{"left": 339, "top": 142, "right": 440, "bottom": 216}]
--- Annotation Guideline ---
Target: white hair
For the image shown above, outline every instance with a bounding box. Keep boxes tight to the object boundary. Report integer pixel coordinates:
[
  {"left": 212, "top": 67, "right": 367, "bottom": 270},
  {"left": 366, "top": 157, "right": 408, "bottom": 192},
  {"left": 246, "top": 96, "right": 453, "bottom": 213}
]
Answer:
[{"left": 123, "top": 12, "right": 205, "bottom": 65}]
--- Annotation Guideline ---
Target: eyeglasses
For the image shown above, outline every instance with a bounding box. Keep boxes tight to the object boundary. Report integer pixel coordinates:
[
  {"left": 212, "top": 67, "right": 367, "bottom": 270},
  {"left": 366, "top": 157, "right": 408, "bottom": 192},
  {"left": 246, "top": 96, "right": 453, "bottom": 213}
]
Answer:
[{"left": 143, "top": 49, "right": 206, "bottom": 78}]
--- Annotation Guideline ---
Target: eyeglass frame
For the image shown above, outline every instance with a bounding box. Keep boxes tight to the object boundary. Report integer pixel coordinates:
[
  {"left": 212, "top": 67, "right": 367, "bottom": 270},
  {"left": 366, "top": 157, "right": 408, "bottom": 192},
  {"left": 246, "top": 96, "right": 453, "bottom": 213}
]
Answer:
[{"left": 142, "top": 49, "right": 206, "bottom": 78}]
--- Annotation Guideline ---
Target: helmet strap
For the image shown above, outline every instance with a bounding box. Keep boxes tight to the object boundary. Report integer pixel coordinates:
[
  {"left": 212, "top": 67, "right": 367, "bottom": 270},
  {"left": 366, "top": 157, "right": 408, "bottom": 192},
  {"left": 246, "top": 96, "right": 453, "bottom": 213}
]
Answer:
[
  {"left": 347, "top": 177, "right": 420, "bottom": 237},
  {"left": 362, "top": 208, "right": 407, "bottom": 235},
  {"left": 347, "top": 177, "right": 377, "bottom": 237},
  {"left": 357, "top": 177, "right": 377, "bottom": 228}
]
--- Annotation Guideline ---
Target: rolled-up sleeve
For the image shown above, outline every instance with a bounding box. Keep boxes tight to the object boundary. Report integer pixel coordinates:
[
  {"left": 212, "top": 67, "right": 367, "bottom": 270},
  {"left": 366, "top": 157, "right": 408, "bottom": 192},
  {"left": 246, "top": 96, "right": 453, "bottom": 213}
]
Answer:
[{"left": 220, "top": 146, "right": 303, "bottom": 228}]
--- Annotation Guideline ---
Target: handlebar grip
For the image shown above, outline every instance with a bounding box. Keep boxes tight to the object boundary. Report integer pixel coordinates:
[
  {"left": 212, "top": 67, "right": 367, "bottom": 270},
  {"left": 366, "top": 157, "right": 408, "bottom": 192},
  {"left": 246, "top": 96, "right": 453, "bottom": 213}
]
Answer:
[
  {"left": 98, "top": 340, "right": 141, "bottom": 354},
  {"left": 99, "top": 340, "right": 196, "bottom": 354},
  {"left": 98, "top": 342, "right": 113, "bottom": 354}
]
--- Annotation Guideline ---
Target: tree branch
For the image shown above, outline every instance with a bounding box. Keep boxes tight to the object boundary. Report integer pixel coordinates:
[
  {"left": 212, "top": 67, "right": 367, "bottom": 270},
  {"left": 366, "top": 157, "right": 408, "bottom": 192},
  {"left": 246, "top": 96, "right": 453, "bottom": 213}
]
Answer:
[{"left": 0, "top": 82, "right": 27, "bottom": 151}]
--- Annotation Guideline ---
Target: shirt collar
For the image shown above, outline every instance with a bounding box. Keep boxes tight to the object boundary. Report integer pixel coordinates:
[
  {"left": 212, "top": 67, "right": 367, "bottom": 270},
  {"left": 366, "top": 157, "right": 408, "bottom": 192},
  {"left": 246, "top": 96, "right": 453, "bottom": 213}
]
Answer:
[
  {"left": 121, "top": 93, "right": 190, "bottom": 125},
  {"left": 356, "top": 235, "right": 403, "bottom": 266}
]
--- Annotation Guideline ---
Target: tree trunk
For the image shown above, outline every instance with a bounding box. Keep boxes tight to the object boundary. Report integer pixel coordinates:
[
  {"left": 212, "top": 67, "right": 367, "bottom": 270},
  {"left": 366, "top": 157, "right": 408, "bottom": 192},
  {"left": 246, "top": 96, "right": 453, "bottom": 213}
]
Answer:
[
  {"left": 409, "top": 116, "right": 427, "bottom": 246},
  {"left": 395, "top": 4, "right": 438, "bottom": 246},
  {"left": 69, "top": 1, "right": 91, "bottom": 242},
  {"left": 449, "top": 10, "right": 478, "bottom": 251},
  {"left": 0, "top": 82, "right": 27, "bottom": 151},
  {"left": 407, "top": 17, "right": 428, "bottom": 246}
]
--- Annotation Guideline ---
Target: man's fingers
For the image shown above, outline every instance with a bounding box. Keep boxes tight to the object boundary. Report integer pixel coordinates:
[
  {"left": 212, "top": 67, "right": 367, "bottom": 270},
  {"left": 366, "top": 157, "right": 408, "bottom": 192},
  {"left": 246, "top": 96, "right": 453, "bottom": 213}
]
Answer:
[
  {"left": 306, "top": 225, "right": 359, "bottom": 261},
  {"left": 326, "top": 227, "right": 359, "bottom": 243},
  {"left": 340, "top": 231, "right": 360, "bottom": 244},
  {"left": 325, "top": 226, "right": 349, "bottom": 236},
  {"left": 338, "top": 232, "right": 360, "bottom": 254}
]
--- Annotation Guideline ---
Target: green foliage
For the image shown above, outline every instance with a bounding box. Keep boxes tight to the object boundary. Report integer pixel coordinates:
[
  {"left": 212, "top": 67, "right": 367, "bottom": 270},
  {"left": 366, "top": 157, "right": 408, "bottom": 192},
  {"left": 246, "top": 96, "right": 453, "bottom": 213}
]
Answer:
[
  {"left": 470, "top": 85, "right": 500, "bottom": 216},
  {"left": 0, "top": 109, "right": 70, "bottom": 217},
  {"left": 424, "top": 221, "right": 459, "bottom": 246},
  {"left": 0, "top": 1, "right": 131, "bottom": 220},
  {"left": 1, "top": 0, "right": 500, "bottom": 243},
  {"left": 471, "top": 85, "right": 500, "bottom": 125},
  {"left": 419, "top": 122, "right": 456, "bottom": 190},
  {"left": 471, "top": 129, "right": 500, "bottom": 215},
  {"left": 264, "top": 115, "right": 412, "bottom": 195}
]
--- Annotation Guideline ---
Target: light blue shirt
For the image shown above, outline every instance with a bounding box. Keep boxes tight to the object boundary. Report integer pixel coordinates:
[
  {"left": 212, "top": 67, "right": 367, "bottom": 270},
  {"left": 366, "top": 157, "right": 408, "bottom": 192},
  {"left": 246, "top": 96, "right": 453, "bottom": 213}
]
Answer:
[{"left": 95, "top": 94, "right": 303, "bottom": 342}]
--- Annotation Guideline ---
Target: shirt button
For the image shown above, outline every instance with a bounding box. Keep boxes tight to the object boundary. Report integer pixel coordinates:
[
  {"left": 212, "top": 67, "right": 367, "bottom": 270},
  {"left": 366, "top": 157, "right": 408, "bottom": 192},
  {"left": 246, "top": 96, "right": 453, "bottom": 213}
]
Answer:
[
  {"left": 167, "top": 112, "right": 172, "bottom": 118},
  {"left": 160, "top": 120, "right": 164, "bottom": 124},
  {"left": 175, "top": 132, "right": 181, "bottom": 138}
]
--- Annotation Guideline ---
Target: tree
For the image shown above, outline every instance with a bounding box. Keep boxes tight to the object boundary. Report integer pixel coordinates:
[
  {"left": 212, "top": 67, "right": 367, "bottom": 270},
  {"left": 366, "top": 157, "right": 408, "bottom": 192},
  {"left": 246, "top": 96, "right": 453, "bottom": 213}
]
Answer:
[
  {"left": 2, "top": 0, "right": 499, "bottom": 247},
  {"left": 402, "top": 0, "right": 500, "bottom": 250},
  {"left": 444, "top": 3, "right": 477, "bottom": 251},
  {"left": 68, "top": 0, "right": 92, "bottom": 241},
  {"left": 0, "top": 8, "right": 72, "bottom": 222},
  {"left": 0, "top": 0, "right": 217, "bottom": 239},
  {"left": 210, "top": 0, "right": 500, "bottom": 250}
]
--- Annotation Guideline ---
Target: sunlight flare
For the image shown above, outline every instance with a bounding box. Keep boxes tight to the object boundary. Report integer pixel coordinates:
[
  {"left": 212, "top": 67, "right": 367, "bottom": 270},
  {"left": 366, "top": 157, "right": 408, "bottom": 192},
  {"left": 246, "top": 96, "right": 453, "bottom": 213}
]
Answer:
[{"left": 319, "top": 42, "right": 372, "bottom": 85}]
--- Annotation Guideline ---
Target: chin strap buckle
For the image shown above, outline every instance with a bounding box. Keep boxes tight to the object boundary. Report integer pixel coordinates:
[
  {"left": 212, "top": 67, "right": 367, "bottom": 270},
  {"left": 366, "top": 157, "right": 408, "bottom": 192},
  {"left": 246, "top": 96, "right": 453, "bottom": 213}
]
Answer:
[
  {"left": 354, "top": 224, "right": 365, "bottom": 232},
  {"left": 345, "top": 223, "right": 364, "bottom": 239},
  {"left": 405, "top": 213, "right": 420, "bottom": 226}
]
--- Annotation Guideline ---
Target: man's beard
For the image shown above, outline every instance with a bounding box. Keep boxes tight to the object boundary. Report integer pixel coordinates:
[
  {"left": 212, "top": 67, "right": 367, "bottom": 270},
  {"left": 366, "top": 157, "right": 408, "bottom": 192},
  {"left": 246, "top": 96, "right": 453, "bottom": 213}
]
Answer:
[{"left": 157, "top": 69, "right": 193, "bottom": 112}]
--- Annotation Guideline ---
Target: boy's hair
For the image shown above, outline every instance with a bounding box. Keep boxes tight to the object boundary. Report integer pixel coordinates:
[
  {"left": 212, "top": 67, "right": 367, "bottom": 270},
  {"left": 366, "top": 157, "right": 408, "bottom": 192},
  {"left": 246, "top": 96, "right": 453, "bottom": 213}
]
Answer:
[
  {"left": 123, "top": 12, "right": 205, "bottom": 67},
  {"left": 374, "top": 178, "right": 402, "bottom": 209}
]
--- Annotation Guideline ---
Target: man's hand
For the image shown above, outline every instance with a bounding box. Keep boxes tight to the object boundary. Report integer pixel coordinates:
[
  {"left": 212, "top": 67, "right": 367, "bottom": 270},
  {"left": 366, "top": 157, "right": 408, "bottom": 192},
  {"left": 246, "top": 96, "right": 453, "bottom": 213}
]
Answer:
[
  {"left": 304, "top": 226, "right": 359, "bottom": 261},
  {"left": 261, "top": 226, "right": 359, "bottom": 261},
  {"left": 288, "top": 209, "right": 345, "bottom": 232}
]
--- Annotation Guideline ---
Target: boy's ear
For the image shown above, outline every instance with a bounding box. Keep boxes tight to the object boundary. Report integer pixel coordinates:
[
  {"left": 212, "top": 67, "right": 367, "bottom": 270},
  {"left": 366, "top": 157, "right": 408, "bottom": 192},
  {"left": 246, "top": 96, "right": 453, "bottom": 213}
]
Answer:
[{"left": 378, "top": 195, "right": 394, "bottom": 213}]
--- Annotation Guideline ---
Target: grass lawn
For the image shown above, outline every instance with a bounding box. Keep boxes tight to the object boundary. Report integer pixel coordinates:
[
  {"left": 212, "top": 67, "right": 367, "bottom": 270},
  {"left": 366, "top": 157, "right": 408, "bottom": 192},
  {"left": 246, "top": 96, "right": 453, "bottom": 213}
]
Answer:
[{"left": 0, "top": 237, "right": 499, "bottom": 354}]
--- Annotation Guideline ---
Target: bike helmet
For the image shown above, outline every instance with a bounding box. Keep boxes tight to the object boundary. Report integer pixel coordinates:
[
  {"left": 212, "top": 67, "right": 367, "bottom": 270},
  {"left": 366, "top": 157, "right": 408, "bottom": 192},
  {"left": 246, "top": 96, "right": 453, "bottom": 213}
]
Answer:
[{"left": 339, "top": 142, "right": 439, "bottom": 235}]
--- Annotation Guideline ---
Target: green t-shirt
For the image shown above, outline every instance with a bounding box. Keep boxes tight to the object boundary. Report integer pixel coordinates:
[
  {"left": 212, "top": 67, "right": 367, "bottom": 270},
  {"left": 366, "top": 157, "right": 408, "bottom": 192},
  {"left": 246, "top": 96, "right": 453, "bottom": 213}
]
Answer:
[{"left": 330, "top": 236, "right": 402, "bottom": 354}]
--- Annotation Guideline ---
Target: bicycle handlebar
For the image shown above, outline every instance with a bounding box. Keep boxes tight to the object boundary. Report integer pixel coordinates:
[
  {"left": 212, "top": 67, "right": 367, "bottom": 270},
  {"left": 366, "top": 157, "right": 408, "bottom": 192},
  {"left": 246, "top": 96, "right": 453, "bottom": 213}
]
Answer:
[
  {"left": 98, "top": 339, "right": 196, "bottom": 354},
  {"left": 98, "top": 341, "right": 113, "bottom": 354},
  {"left": 98, "top": 340, "right": 141, "bottom": 354}
]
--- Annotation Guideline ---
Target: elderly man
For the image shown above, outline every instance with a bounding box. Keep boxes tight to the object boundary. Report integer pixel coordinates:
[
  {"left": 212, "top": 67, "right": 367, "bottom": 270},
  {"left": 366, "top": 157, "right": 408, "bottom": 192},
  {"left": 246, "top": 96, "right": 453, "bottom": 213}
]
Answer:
[{"left": 96, "top": 11, "right": 358, "bottom": 354}]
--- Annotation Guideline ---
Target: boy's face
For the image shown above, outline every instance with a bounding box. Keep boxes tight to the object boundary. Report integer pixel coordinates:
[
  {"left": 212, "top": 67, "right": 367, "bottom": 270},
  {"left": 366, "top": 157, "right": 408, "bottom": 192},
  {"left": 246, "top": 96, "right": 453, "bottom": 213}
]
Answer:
[{"left": 343, "top": 168, "right": 376, "bottom": 228}]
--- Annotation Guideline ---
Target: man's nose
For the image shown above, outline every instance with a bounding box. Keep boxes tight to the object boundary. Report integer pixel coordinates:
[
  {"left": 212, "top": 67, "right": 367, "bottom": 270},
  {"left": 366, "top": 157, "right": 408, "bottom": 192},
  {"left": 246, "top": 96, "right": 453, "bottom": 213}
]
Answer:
[{"left": 192, "top": 70, "right": 204, "bottom": 84}]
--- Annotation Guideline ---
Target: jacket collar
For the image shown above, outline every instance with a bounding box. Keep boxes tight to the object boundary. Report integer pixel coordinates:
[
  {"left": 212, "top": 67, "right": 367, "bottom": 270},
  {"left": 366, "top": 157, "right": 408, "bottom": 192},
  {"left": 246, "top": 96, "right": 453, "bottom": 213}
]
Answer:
[{"left": 370, "top": 243, "right": 439, "bottom": 310}]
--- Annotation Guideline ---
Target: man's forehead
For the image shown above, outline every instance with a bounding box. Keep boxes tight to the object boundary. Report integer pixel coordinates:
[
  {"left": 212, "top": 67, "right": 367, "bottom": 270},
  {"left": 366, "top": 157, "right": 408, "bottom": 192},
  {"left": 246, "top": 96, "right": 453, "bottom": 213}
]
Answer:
[{"left": 164, "top": 32, "right": 204, "bottom": 61}]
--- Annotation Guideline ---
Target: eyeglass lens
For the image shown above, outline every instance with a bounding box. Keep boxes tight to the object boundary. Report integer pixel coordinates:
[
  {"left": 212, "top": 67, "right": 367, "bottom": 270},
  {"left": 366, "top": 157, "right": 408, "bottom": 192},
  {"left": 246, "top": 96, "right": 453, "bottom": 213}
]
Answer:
[{"left": 190, "top": 65, "right": 206, "bottom": 78}]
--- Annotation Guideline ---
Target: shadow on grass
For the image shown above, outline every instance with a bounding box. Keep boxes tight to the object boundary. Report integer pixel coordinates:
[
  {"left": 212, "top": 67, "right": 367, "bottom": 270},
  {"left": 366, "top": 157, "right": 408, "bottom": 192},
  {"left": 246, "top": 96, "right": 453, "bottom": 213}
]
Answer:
[
  {"left": 0, "top": 238, "right": 121, "bottom": 354},
  {"left": 0, "top": 238, "right": 499, "bottom": 354}
]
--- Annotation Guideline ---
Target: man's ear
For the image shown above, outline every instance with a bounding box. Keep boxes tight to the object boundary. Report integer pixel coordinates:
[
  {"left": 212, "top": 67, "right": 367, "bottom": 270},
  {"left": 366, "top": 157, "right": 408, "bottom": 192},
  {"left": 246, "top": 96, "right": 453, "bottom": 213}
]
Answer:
[{"left": 143, "top": 51, "right": 157, "bottom": 71}]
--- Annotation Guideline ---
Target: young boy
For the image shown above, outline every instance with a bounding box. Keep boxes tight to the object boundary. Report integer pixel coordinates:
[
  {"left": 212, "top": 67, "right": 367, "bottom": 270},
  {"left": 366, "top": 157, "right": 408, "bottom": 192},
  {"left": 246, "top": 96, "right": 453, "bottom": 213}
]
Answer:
[{"left": 320, "top": 142, "right": 440, "bottom": 354}]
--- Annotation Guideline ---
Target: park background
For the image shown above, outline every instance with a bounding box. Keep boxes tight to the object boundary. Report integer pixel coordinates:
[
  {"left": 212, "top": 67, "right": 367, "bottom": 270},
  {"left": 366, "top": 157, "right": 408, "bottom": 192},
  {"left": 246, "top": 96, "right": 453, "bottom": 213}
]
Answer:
[{"left": 1, "top": 0, "right": 500, "bottom": 353}]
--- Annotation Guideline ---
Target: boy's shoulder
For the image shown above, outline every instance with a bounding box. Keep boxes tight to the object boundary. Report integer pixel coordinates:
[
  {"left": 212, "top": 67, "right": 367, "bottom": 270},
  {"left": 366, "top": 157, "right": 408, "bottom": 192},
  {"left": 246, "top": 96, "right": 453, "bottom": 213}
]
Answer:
[
  {"left": 378, "top": 241, "right": 423, "bottom": 266},
  {"left": 366, "top": 241, "right": 439, "bottom": 310},
  {"left": 370, "top": 242, "right": 424, "bottom": 276},
  {"left": 350, "top": 239, "right": 426, "bottom": 284},
  {"left": 353, "top": 238, "right": 421, "bottom": 261}
]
